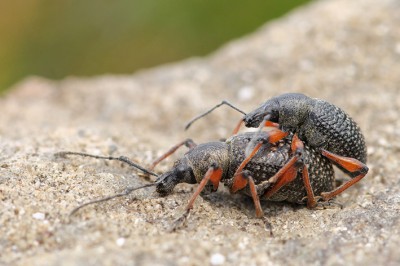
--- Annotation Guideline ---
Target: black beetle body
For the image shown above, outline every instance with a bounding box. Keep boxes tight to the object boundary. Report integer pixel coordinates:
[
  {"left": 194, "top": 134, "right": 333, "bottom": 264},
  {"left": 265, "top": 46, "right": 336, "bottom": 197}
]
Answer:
[
  {"left": 156, "top": 131, "right": 334, "bottom": 204},
  {"left": 243, "top": 93, "right": 367, "bottom": 164}
]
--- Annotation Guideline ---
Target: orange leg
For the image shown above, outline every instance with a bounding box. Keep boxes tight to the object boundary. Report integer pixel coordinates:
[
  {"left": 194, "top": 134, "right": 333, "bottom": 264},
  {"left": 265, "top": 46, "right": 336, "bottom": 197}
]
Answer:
[
  {"left": 232, "top": 142, "right": 264, "bottom": 186},
  {"left": 229, "top": 128, "right": 289, "bottom": 217},
  {"left": 232, "top": 119, "right": 244, "bottom": 135},
  {"left": 264, "top": 121, "right": 280, "bottom": 128},
  {"left": 149, "top": 139, "right": 197, "bottom": 171},
  {"left": 230, "top": 171, "right": 263, "bottom": 217},
  {"left": 263, "top": 157, "right": 299, "bottom": 198},
  {"left": 300, "top": 165, "right": 318, "bottom": 208},
  {"left": 263, "top": 134, "right": 318, "bottom": 209},
  {"left": 171, "top": 163, "right": 222, "bottom": 230},
  {"left": 248, "top": 174, "right": 263, "bottom": 217},
  {"left": 320, "top": 149, "right": 369, "bottom": 200},
  {"left": 231, "top": 128, "right": 288, "bottom": 190},
  {"left": 184, "top": 163, "right": 223, "bottom": 212},
  {"left": 264, "top": 134, "right": 304, "bottom": 198}
]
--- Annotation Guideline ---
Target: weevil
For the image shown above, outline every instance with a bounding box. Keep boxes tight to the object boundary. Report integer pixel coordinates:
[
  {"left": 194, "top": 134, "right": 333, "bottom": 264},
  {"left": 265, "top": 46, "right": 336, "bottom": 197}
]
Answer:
[
  {"left": 185, "top": 93, "right": 369, "bottom": 208},
  {"left": 56, "top": 130, "right": 335, "bottom": 220}
]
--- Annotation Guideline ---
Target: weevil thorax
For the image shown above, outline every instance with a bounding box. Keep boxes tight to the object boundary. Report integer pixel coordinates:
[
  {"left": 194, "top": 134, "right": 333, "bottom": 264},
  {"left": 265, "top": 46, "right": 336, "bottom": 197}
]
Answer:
[
  {"left": 155, "top": 141, "right": 230, "bottom": 195},
  {"left": 244, "top": 93, "right": 313, "bottom": 132},
  {"left": 185, "top": 141, "right": 230, "bottom": 183}
]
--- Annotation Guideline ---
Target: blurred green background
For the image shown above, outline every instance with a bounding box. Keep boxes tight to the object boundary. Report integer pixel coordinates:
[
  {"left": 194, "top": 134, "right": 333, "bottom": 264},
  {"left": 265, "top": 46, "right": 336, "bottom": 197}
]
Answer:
[{"left": 0, "top": 0, "right": 311, "bottom": 93}]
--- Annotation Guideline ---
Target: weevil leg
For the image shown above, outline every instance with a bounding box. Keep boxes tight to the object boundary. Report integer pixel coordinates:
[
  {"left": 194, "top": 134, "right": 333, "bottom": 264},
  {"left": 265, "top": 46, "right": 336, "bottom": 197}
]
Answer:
[
  {"left": 319, "top": 149, "right": 369, "bottom": 201},
  {"left": 184, "top": 163, "right": 223, "bottom": 211},
  {"left": 149, "top": 139, "right": 197, "bottom": 171},
  {"left": 232, "top": 119, "right": 244, "bottom": 135},
  {"left": 231, "top": 128, "right": 289, "bottom": 192},
  {"left": 185, "top": 100, "right": 246, "bottom": 131},
  {"left": 230, "top": 170, "right": 264, "bottom": 217},
  {"left": 248, "top": 174, "right": 264, "bottom": 217},
  {"left": 259, "top": 115, "right": 280, "bottom": 130},
  {"left": 235, "top": 128, "right": 288, "bottom": 177},
  {"left": 242, "top": 116, "right": 284, "bottom": 156},
  {"left": 263, "top": 134, "right": 318, "bottom": 208},
  {"left": 263, "top": 158, "right": 299, "bottom": 198},
  {"left": 230, "top": 129, "right": 289, "bottom": 217},
  {"left": 300, "top": 164, "right": 318, "bottom": 208},
  {"left": 262, "top": 120, "right": 280, "bottom": 129},
  {"left": 232, "top": 141, "right": 265, "bottom": 181},
  {"left": 172, "top": 163, "right": 223, "bottom": 230}
]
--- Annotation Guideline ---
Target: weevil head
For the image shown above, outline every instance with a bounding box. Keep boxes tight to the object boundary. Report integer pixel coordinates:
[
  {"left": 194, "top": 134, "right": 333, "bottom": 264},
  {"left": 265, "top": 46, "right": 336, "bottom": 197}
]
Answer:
[
  {"left": 155, "top": 158, "right": 196, "bottom": 196},
  {"left": 243, "top": 93, "right": 312, "bottom": 130},
  {"left": 243, "top": 98, "right": 280, "bottom": 128},
  {"left": 155, "top": 142, "right": 229, "bottom": 195}
]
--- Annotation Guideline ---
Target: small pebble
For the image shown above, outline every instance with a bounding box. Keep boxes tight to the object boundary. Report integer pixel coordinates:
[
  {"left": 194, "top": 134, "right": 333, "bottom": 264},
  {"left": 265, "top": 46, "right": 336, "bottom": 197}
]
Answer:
[
  {"left": 32, "top": 212, "right": 45, "bottom": 220},
  {"left": 237, "top": 86, "right": 254, "bottom": 101},
  {"left": 210, "top": 253, "right": 226, "bottom": 265},
  {"left": 116, "top": 238, "right": 126, "bottom": 247}
]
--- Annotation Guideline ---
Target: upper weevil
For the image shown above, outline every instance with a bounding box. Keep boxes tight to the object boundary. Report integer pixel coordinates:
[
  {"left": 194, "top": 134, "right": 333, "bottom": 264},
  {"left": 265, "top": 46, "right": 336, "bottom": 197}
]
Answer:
[{"left": 185, "top": 93, "right": 368, "bottom": 208}]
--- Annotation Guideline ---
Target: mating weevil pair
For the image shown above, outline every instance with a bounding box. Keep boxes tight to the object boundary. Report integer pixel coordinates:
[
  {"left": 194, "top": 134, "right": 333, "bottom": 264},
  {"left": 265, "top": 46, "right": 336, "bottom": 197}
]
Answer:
[{"left": 57, "top": 93, "right": 368, "bottom": 222}]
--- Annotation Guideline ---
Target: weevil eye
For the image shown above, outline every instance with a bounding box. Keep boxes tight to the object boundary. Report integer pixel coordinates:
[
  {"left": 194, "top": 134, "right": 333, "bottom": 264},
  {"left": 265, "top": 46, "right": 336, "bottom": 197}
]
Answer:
[
  {"left": 175, "top": 164, "right": 195, "bottom": 183},
  {"left": 176, "top": 165, "right": 186, "bottom": 176}
]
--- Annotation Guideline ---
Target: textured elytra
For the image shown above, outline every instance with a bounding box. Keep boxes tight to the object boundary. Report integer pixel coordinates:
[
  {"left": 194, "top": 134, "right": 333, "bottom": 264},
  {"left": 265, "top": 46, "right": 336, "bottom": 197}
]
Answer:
[{"left": 308, "top": 99, "right": 367, "bottom": 163}]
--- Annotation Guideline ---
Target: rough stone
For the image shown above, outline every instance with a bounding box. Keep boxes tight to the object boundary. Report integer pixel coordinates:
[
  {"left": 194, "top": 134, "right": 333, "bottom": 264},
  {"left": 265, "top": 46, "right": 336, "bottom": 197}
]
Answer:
[{"left": 1, "top": 0, "right": 399, "bottom": 265}]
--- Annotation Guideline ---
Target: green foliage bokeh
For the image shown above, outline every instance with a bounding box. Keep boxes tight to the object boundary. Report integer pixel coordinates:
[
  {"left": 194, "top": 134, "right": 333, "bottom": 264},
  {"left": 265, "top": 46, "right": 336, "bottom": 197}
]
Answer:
[{"left": 0, "top": 0, "right": 311, "bottom": 93}]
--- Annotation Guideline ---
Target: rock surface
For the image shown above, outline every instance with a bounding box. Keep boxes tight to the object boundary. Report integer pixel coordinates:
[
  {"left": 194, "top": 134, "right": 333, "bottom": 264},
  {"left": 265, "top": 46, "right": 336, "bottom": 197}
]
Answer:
[{"left": 1, "top": 0, "right": 400, "bottom": 265}]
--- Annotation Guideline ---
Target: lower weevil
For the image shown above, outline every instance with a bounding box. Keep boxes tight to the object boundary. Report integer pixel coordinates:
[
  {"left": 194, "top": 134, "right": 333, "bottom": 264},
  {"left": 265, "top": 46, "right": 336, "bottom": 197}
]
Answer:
[{"left": 57, "top": 130, "right": 335, "bottom": 222}]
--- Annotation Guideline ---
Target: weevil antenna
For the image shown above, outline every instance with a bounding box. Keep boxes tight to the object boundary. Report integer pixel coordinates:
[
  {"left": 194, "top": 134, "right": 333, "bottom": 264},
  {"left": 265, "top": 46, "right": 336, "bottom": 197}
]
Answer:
[
  {"left": 69, "top": 183, "right": 157, "bottom": 216},
  {"left": 55, "top": 151, "right": 158, "bottom": 177},
  {"left": 185, "top": 100, "right": 246, "bottom": 130}
]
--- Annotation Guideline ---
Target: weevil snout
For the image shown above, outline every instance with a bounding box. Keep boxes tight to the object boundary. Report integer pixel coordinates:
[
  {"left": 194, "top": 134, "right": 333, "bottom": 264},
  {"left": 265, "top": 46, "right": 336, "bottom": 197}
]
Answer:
[
  {"left": 155, "top": 163, "right": 195, "bottom": 195},
  {"left": 155, "top": 171, "right": 177, "bottom": 196},
  {"left": 243, "top": 102, "right": 279, "bottom": 128},
  {"left": 243, "top": 112, "right": 265, "bottom": 128}
]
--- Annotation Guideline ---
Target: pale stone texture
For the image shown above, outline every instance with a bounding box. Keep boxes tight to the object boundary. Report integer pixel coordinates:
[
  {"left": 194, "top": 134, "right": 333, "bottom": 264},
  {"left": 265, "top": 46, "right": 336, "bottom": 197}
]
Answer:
[{"left": 1, "top": 0, "right": 399, "bottom": 265}]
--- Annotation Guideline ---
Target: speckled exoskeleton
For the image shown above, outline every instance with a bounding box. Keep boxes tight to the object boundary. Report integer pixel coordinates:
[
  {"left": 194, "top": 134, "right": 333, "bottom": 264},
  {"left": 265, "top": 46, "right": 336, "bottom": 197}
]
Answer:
[{"left": 185, "top": 93, "right": 369, "bottom": 209}]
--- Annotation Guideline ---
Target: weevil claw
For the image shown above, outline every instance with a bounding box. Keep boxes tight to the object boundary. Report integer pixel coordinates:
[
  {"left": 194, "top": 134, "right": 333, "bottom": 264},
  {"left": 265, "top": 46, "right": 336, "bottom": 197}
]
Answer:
[{"left": 169, "top": 209, "right": 191, "bottom": 232}]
